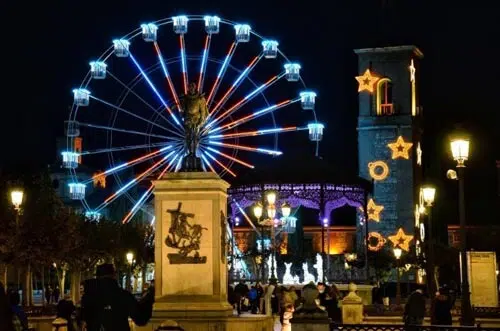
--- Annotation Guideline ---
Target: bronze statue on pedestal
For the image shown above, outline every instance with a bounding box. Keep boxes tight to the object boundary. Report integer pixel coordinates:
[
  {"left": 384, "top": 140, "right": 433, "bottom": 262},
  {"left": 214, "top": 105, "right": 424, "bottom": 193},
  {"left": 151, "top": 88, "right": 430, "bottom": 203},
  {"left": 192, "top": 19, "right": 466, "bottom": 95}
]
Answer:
[{"left": 176, "top": 82, "right": 208, "bottom": 171}]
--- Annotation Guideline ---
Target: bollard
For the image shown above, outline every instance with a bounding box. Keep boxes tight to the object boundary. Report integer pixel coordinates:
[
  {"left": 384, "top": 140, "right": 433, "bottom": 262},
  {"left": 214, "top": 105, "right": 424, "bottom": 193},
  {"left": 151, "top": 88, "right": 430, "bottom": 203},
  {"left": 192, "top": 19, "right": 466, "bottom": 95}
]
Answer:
[
  {"left": 156, "top": 320, "right": 184, "bottom": 331},
  {"left": 52, "top": 317, "right": 68, "bottom": 331}
]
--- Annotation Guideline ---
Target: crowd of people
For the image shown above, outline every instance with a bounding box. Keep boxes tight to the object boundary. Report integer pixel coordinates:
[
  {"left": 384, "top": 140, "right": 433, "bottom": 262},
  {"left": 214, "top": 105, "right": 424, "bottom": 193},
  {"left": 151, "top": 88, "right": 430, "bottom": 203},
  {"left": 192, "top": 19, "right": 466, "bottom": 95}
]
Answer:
[
  {"left": 0, "top": 269, "right": 462, "bottom": 331},
  {"left": 228, "top": 280, "right": 343, "bottom": 329},
  {"left": 403, "top": 284, "right": 456, "bottom": 326}
]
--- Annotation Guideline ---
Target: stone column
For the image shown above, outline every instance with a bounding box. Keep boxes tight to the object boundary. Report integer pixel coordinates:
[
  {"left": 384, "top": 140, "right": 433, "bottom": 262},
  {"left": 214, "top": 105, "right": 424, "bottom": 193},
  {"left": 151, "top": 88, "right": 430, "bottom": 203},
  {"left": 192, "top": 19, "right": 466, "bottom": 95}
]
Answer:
[{"left": 153, "top": 172, "right": 232, "bottom": 318}]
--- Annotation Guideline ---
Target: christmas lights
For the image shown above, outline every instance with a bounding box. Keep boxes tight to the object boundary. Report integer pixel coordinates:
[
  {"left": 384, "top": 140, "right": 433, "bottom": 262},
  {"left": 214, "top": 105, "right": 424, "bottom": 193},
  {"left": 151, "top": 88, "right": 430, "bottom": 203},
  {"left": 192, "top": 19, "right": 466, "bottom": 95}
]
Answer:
[
  {"left": 388, "top": 228, "right": 414, "bottom": 252},
  {"left": 387, "top": 136, "right": 413, "bottom": 160},
  {"left": 367, "top": 198, "right": 384, "bottom": 222},
  {"left": 368, "top": 232, "right": 386, "bottom": 251},
  {"left": 355, "top": 69, "right": 379, "bottom": 93},
  {"left": 368, "top": 161, "right": 390, "bottom": 181}
]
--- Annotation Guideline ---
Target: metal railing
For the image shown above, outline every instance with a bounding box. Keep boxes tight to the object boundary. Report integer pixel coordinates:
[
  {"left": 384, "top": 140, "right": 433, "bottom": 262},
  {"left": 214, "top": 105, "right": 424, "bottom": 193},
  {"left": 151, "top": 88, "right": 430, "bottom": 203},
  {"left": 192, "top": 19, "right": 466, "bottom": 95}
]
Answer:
[{"left": 330, "top": 325, "right": 500, "bottom": 331}]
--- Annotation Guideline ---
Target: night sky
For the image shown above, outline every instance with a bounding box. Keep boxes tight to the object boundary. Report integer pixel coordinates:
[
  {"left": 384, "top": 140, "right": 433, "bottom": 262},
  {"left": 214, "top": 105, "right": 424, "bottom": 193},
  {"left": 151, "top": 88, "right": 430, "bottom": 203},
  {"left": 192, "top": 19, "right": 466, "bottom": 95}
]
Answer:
[{"left": 2, "top": 1, "right": 499, "bottom": 224}]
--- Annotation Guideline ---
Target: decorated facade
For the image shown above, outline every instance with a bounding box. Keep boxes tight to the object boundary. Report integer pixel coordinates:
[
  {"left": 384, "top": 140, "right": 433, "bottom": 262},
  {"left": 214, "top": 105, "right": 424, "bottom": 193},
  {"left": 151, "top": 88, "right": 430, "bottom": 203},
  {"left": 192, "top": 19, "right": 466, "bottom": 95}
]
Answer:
[{"left": 356, "top": 46, "right": 423, "bottom": 254}]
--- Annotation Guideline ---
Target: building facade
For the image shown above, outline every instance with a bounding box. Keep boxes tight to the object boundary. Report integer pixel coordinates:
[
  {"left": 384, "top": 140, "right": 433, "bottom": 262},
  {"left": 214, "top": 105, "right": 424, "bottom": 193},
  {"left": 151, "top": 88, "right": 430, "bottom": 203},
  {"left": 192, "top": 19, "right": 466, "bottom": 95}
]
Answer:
[{"left": 355, "top": 46, "right": 424, "bottom": 251}]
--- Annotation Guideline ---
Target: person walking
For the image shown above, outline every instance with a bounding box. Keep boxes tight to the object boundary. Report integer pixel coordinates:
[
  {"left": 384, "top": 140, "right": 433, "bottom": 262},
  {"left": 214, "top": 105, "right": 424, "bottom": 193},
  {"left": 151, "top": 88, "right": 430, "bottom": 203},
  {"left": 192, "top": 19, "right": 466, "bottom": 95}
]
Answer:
[
  {"left": 404, "top": 287, "right": 426, "bottom": 326},
  {"left": 81, "top": 263, "right": 154, "bottom": 331}
]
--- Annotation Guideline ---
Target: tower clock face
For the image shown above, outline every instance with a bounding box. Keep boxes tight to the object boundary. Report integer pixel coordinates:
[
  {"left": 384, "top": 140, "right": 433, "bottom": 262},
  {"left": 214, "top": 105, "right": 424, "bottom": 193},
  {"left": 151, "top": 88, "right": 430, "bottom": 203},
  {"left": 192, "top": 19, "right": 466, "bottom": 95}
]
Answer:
[{"left": 420, "top": 223, "right": 426, "bottom": 242}]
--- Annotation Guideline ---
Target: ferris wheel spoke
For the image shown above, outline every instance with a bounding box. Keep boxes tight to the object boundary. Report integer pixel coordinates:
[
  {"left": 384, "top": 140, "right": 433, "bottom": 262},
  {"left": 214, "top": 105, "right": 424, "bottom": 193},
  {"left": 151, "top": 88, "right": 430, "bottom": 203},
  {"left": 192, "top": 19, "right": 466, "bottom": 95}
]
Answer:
[
  {"left": 207, "top": 126, "right": 306, "bottom": 140},
  {"left": 208, "top": 97, "right": 300, "bottom": 134},
  {"left": 122, "top": 185, "right": 154, "bottom": 224},
  {"left": 153, "top": 41, "right": 181, "bottom": 110},
  {"left": 209, "top": 53, "right": 263, "bottom": 118},
  {"left": 202, "top": 149, "right": 236, "bottom": 177},
  {"left": 96, "top": 149, "right": 177, "bottom": 211},
  {"left": 198, "top": 35, "right": 212, "bottom": 93},
  {"left": 129, "top": 53, "right": 182, "bottom": 127},
  {"left": 106, "top": 71, "right": 181, "bottom": 132},
  {"left": 232, "top": 198, "right": 262, "bottom": 237},
  {"left": 89, "top": 96, "right": 183, "bottom": 138},
  {"left": 200, "top": 153, "right": 216, "bottom": 174},
  {"left": 81, "top": 145, "right": 173, "bottom": 185},
  {"left": 207, "top": 141, "right": 282, "bottom": 156},
  {"left": 78, "top": 122, "right": 178, "bottom": 141},
  {"left": 80, "top": 142, "right": 170, "bottom": 156},
  {"left": 179, "top": 34, "right": 189, "bottom": 94},
  {"left": 203, "top": 146, "right": 254, "bottom": 169},
  {"left": 122, "top": 154, "right": 178, "bottom": 224},
  {"left": 206, "top": 42, "right": 238, "bottom": 107},
  {"left": 203, "top": 73, "right": 285, "bottom": 131}
]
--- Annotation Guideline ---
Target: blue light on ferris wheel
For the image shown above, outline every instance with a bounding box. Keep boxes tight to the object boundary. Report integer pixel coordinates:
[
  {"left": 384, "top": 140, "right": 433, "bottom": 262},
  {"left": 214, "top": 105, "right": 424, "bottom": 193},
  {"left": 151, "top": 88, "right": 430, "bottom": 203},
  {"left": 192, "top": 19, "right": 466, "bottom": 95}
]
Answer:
[
  {"left": 234, "top": 24, "right": 251, "bottom": 42},
  {"left": 68, "top": 183, "right": 86, "bottom": 200},
  {"left": 307, "top": 122, "right": 325, "bottom": 142},
  {"left": 300, "top": 91, "right": 316, "bottom": 110},
  {"left": 112, "top": 39, "right": 131, "bottom": 57},
  {"left": 284, "top": 63, "right": 301, "bottom": 82},
  {"left": 172, "top": 15, "right": 188, "bottom": 34},
  {"left": 261, "top": 40, "right": 279, "bottom": 59},
  {"left": 89, "top": 61, "right": 107, "bottom": 79},
  {"left": 204, "top": 16, "right": 220, "bottom": 34},
  {"left": 85, "top": 211, "right": 102, "bottom": 221},
  {"left": 141, "top": 23, "right": 158, "bottom": 42},
  {"left": 72, "top": 88, "right": 91, "bottom": 106},
  {"left": 61, "top": 151, "right": 80, "bottom": 169}
]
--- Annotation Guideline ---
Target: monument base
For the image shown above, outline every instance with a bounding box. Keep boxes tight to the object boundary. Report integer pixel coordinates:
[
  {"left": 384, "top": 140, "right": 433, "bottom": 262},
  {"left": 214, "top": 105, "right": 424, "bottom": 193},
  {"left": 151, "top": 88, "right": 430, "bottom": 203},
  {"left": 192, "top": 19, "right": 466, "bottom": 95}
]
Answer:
[{"left": 134, "top": 313, "right": 273, "bottom": 331}]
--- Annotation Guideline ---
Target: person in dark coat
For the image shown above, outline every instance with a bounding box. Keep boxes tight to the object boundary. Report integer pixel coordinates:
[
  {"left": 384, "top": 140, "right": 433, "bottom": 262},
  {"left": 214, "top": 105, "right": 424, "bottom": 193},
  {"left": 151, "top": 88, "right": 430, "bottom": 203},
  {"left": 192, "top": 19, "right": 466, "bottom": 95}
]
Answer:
[
  {"left": 81, "top": 263, "right": 154, "bottom": 331},
  {"left": 325, "top": 284, "right": 341, "bottom": 323},
  {"left": 233, "top": 281, "right": 248, "bottom": 315},
  {"left": 0, "top": 282, "right": 16, "bottom": 331},
  {"left": 404, "top": 287, "right": 426, "bottom": 326},
  {"left": 432, "top": 286, "right": 453, "bottom": 325},
  {"left": 57, "top": 295, "right": 76, "bottom": 331}
]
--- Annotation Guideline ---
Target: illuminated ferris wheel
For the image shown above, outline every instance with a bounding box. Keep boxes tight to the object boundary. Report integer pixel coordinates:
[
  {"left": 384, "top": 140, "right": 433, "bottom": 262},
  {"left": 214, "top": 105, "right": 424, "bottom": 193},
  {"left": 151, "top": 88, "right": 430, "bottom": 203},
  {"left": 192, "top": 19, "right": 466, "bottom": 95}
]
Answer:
[{"left": 63, "top": 14, "right": 324, "bottom": 223}]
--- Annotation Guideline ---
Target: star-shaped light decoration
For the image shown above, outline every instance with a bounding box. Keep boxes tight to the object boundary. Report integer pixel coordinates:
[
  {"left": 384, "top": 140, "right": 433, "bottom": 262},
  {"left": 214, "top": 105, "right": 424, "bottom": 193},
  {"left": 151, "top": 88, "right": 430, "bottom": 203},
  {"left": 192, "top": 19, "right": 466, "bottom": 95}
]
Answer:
[
  {"left": 387, "top": 136, "right": 413, "bottom": 160},
  {"left": 367, "top": 198, "right": 384, "bottom": 222},
  {"left": 388, "top": 228, "right": 414, "bottom": 252},
  {"left": 416, "top": 142, "right": 422, "bottom": 165},
  {"left": 355, "top": 69, "right": 379, "bottom": 93},
  {"left": 409, "top": 59, "right": 416, "bottom": 82}
]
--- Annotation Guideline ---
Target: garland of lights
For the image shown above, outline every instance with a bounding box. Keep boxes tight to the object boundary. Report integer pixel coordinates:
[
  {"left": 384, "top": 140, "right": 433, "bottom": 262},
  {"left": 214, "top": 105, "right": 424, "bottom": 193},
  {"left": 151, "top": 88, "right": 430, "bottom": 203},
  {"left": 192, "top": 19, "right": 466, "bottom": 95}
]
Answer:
[
  {"left": 368, "top": 161, "right": 390, "bottom": 181},
  {"left": 368, "top": 232, "right": 386, "bottom": 251}
]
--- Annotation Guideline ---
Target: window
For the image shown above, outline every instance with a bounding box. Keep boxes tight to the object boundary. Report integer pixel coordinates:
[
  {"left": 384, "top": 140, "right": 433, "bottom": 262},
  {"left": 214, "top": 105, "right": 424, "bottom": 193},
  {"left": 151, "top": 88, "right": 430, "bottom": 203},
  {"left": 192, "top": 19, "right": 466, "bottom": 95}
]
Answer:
[{"left": 376, "top": 78, "right": 394, "bottom": 115}]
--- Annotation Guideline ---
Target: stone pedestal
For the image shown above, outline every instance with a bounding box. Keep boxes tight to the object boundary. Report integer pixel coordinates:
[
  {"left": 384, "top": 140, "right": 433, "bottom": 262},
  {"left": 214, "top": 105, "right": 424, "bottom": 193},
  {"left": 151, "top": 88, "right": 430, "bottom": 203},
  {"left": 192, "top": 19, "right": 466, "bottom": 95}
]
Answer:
[
  {"left": 153, "top": 172, "right": 232, "bottom": 318},
  {"left": 144, "top": 172, "right": 273, "bottom": 331},
  {"left": 341, "top": 283, "right": 364, "bottom": 324}
]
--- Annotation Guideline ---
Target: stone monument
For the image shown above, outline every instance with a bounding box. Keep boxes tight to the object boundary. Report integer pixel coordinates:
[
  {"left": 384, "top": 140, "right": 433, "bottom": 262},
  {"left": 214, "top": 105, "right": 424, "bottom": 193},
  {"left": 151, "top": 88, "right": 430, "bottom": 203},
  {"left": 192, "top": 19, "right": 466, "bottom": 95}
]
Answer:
[
  {"left": 137, "top": 83, "right": 272, "bottom": 331},
  {"left": 341, "top": 282, "right": 364, "bottom": 324}
]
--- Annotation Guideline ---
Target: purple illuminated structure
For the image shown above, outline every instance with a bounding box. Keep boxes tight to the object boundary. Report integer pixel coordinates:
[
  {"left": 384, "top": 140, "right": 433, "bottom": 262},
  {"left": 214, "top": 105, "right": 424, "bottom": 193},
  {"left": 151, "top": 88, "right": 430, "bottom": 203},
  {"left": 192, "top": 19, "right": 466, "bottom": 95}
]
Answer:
[
  {"left": 229, "top": 183, "right": 367, "bottom": 221},
  {"left": 229, "top": 181, "right": 371, "bottom": 281}
]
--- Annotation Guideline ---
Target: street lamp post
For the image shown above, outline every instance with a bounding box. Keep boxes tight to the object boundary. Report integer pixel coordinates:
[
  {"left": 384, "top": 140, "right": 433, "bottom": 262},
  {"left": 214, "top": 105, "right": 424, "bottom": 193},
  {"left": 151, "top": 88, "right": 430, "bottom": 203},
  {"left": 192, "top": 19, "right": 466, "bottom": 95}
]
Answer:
[
  {"left": 11, "top": 189, "right": 24, "bottom": 229},
  {"left": 393, "top": 247, "right": 402, "bottom": 305},
  {"left": 126, "top": 252, "right": 134, "bottom": 292},
  {"left": 322, "top": 218, "right": 327, "bottom": 283},
  {"left": 422, "top": 186, "right": 436, "bottom": 296},
  {"left": 10, "top": 188, "right": 26, "bottom": 304},
  {"left": 252, "top": 192, "right": 291, "bottom": 285},
  {"left": 450, "top": 136, "right": 474, "bottom": 326}
]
